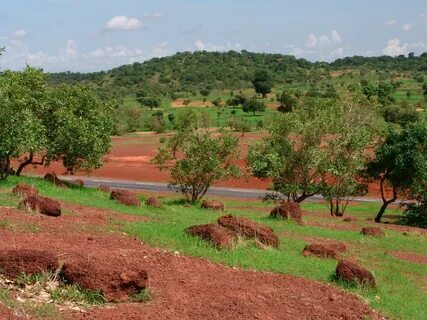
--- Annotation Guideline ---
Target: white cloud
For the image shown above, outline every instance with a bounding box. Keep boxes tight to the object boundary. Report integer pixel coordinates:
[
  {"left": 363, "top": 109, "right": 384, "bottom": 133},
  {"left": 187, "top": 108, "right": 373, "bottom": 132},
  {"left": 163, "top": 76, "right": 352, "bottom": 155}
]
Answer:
[
  {"left": 402, "top": 23, "right": 413, "bottom": 31},
  {"left": 331, "top": 30, "right": 342, "bottom": 44},
  {"left": 12, "top": 29, "right": 27, "bottom": 37},
  {"left": 305, "top": 30, "right": 341, "bottom": 48},
  {"left": 382, "top": 38, "right": 408, "bottom": 56},
  {"left": 194, "top": 40, "right": 241, "bottom": 52},
  {"left": 106, "top": 16, "right": 141, "bottom": 30},
  {"left": 421, "top": 13, "right": 427, "bottom": 23},
  {"left": 410, "top": 41, "right": 427, "bottom": 52},
  {"left": 330, "top": 47, "right": 344, "bottom": 57},
  {"left": 63, "top": 40, "right": 77, "bottom": 58},
  {"left": 385, "top": 19, "right": 397, "bottom": 26}
]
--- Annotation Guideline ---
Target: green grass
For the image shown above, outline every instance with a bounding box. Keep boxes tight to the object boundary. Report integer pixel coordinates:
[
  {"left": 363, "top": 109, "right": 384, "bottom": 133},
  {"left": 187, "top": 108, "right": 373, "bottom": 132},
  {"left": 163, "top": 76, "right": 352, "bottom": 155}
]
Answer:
[{"left": 0, "top": 176, "right": 426, "bottom": 319}]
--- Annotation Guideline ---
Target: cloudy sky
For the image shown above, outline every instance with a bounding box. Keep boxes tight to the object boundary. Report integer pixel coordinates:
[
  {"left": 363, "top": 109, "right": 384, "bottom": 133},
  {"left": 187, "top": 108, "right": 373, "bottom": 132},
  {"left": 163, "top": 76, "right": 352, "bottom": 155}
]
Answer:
[{"left": 1, "top": 0, "right": 426, "bottom": 72}]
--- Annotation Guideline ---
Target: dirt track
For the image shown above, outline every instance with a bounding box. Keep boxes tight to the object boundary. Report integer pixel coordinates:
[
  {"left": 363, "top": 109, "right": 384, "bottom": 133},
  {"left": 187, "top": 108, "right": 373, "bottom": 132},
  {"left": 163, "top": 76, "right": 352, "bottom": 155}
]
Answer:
[{"left": 0, "top": 204, "right": 380, "bottom": 320}]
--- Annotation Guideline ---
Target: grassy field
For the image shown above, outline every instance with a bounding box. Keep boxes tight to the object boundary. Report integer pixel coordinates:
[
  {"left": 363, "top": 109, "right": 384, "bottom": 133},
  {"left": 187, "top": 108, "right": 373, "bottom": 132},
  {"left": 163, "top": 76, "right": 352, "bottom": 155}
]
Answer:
[
  {"left": 0, "top": 176, "right": 426, "bottom": 319},
  {"left": 121, "top": 70, "right": 427, "bottom": 132}
]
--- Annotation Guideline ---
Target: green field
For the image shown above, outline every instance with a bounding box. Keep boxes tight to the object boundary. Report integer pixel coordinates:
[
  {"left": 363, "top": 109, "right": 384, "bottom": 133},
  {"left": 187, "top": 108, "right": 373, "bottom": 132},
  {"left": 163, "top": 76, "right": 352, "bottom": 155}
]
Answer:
[{"left": 0, "top": 176, "right": 426, "bottom": 319}]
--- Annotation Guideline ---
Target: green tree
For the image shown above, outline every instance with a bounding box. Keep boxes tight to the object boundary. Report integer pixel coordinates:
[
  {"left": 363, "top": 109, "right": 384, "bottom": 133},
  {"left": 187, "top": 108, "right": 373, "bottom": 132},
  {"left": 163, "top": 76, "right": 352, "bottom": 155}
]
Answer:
[
  {"left": 247, "top": 99, "right": 328, "bottom": 203},
  {"left": 365, "top": 122, "right": 427, "bottom": 223},
  {"left": 152, "top": 130, "right": 241, "bottom": 202},
  {"left": 0, "top": 67, "right": 113, "bottom": 179},
  {"left": 242, "top": 99, "right": 266, "bottom": 115},
  {"left": 319, "top": 93, "right": 377, "bottom": 216},
  {"left": 277, "top": 91, "right": 298, "bottom": 113},
  {"left": 0, "top": 67, "right": 46, "bottom": 179},
  {"left": 251, "top": 70, "right": 273, "bottom": 98},
  {"left": 138, "top": 96, "right": 161, "bottom": 110},
  {"left": 200, "top": 88, "right": 210, "bottom": 104}
]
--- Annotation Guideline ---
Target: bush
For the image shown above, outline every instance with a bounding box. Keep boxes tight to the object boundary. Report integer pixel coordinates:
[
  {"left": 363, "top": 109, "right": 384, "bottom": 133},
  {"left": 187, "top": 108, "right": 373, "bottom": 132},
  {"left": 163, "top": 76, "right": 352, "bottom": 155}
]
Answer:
[{"left": 398, "top": 200, "right": 427, "bottom": 229}]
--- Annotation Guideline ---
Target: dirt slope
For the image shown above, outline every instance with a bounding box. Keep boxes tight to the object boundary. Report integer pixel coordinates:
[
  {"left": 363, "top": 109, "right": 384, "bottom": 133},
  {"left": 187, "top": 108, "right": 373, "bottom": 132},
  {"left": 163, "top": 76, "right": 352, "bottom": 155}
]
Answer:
[{"left": 0, "top": 205, "right": 379, "bottom": 320}]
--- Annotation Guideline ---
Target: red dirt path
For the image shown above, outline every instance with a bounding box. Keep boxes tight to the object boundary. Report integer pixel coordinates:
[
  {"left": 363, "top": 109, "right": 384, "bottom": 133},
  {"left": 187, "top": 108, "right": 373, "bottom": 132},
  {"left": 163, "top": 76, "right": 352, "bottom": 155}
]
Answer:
[
  {"left": 0, "top": 203, "right": 380, "bottom": 320},
  {"left": 19, "top": 132, "right": 387, "bottom": 197}
]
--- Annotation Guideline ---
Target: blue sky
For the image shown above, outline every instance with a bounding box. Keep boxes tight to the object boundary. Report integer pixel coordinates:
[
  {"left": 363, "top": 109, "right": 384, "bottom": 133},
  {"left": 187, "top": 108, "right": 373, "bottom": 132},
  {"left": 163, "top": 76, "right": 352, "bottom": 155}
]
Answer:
[{"left": 1, "top": 0, "right": 426, "bottom": 72}]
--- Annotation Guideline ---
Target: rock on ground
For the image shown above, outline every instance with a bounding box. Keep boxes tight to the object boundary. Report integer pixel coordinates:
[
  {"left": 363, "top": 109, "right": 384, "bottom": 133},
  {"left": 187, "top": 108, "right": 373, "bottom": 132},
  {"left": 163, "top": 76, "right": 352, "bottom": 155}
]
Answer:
[
  {"left": 62, "top": 258, "right": 148, "bottom": 302},
  {"left": 12, "top": 184, "right": 39, "bottom": 197},
  {"left": 146, "top": 197, "right": 162, "bottom": 208},
  {"left": 0, "top": 249, "right": 59, "bottom": 278},
  {"left": 217, "top": 214, "right": 279, "bottom": 247},
  {"left": 361, "top": 227, "right": 385, "bottom": 238},
  {"left": 201, "top": 200, "right": 225, "bottom": 211},
  {"left": 185, "top": 224, "right": 235, "bottom": 249},
  {"left": 19, "top": 195, "right": 61, "bottom": 217},
  {"left": 270, "top": 202, "right": 303, "bottom": 224},
  {"left": 110, "top": 190, "right": 140, "bottom": 207},
  {"left": 336, "top": 260, "right": 376, "bottom": 288},
  {"left": 303, "top": 244, "right": 339, "bottom": 259}
]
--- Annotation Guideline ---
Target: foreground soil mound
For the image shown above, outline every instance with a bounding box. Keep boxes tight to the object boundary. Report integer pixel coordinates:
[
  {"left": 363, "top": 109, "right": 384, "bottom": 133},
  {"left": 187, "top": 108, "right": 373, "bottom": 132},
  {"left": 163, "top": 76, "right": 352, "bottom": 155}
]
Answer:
[
  {"left": 185, "top": 224, "right": 234, "bottom": 249},
  {"left": 336, "top": 260, "right": 376, "bottom": 288},
  {"left": 0, "top": 249, "right": 59, "bottom": 278},
  {"left": 218, "top": 215, "right": 279, "bottom": 247},
  {"left": 0, "top": 205, "right": 379, "bottom": 320},
  {"left": 19, "top": 195, "right": 61, "bottom": 217},
  {"left": 361, "top": 227, "right": 385, "bottom": 237},
  {"left": 63, "top": 259, "right": 148, "bottom": 302},
  {"left": 303, "top": 244, "right": 338, "bottom": 259},
  {"left": 12, "top": 184, "right": 39, "bottom": 197},
  {"left": 111, "top": 190, "right": 140, "bottom": 207},
  {"left": 270, "top": 202, "right": 303, "bottom": 224},
  {"left": 201, "top": 200, "right": 224, "bottom": 211}
]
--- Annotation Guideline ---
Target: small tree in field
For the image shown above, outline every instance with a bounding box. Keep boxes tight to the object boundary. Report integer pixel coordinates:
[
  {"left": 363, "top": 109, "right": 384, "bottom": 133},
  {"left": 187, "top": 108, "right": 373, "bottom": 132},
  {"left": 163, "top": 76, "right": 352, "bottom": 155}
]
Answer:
[
  {"left": 247, "top": 99, "right": 329, "bottom": 203},
  {"left": 277, "top": 91, "right": 298, "bottom": 113},
  {"left": 252, "top": 70, "right": 273, "bottom": 98},
  {"left": 200, "top": 88, "right": 210, "bottom": 104},
  {"left": 138, "top": 96, "right": 161, "bottom": 110},
  {"left": 152, "top": 130, "right": 241, "bottom": 202},
  {"left": 364, "top": 122, "right": 427, "bottom": 223},
  {"left": 242, "top": 99, "right": 266, "bottom": 116},
  {"left": 319, "top": 93, "right": 376, "bottom": 216}
]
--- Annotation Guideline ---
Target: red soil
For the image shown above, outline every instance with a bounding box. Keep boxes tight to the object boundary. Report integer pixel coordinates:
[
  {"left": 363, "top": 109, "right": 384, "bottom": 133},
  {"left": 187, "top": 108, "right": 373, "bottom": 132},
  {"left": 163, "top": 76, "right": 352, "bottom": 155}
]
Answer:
[
  {"left": 0, "top": 203, "right": 380, "bottom": 320},
  {"left": 18, "top": 132, "right": 387, "bottom": 197},
  {"left": 391, "top": 251, "right": 427, "bottom": 265}
]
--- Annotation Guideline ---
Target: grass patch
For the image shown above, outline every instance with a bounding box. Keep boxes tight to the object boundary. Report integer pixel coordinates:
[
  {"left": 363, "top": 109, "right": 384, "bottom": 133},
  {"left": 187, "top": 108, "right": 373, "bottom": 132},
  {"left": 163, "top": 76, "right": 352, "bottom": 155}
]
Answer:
[{"left": 0, "top": 176, "right": 426, "bottom": 319}]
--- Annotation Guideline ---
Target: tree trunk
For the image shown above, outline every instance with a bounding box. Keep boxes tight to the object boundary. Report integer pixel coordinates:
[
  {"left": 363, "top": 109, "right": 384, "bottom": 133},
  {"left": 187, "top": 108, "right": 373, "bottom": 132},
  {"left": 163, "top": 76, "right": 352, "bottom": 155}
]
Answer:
[
  {"left": 375, "top": 177, "right": 397, "bottom": 223},
  {"left": 16, "top": 153, "right": 46, "bottom": 177}
]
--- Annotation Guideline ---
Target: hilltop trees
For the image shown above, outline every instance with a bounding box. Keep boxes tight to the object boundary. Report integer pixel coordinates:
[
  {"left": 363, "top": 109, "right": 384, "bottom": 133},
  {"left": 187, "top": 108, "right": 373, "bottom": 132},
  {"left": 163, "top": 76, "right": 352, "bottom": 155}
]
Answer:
[
  {"left": 252, "top": 70, "right": 273, "bottom": 98},
  {"left": 365, "top": 122, "right": 427, "bottom": 223},
  {"left": 242, "top": 99, "right": 266, "bottom": 115},
  {"left": 152, "top": 129, "right": 241, "bottom": 202},
  {"left": 0, "top": 67, "right": 113, "bottom": 179}
]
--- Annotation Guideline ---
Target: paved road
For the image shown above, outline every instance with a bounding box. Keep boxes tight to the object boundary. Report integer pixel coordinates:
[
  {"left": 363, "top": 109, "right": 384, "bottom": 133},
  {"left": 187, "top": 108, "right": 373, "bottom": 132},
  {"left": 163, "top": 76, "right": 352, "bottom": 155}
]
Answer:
[{"left": 59, "top": 176, "right": 383, "bottom": 203}]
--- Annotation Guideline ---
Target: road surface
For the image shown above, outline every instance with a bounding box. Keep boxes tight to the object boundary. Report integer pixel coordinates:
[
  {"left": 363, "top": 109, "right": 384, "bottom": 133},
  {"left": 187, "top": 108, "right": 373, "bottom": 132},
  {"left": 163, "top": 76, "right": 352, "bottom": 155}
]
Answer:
[{"left": 59, "top": 176, "right": 383, "bottom": 203}]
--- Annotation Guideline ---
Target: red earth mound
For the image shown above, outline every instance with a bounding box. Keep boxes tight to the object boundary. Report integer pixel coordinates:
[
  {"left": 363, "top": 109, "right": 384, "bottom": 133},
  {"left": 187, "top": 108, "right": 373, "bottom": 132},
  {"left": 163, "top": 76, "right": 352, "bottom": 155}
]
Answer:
[
  {"left": 270, "top": 202, "right": 303, "bottom": 224},
  {"left": 62, "top": 260, "right": 148, "bottom": 302},
  {"left": 0, "top": 303, "right": 24, "bottom": 320},
  {"left": 145, "top": 196, "right": 162, "bottom": 207},
  {"left": 361, "top": 227, "right": 385, "bottom": 237},
  {"left": 217, "top": 214, "right": 279, "bottom": 247},
  {"left": 201, "top": 200, "right": 225, "bottom": 211},
  {"left": 0, "top": 249, "right": 59, "bottom": 278},
  {"left": 99, "top": 185, "right": 110, "bottom": 193},
  {"left": 336, "top": 260, "right": 376, "bottom": 288},
  {"left": 110, "top": 190, "right": 140, "bottom": 207},
  {"left": 0, "top": 204, "right": 379, "bottom": 320},
  {"left": 44, "top": 172, "right": 66, "bottom": 187},
  {"left": 12, "top": 184, "right": 39, "bottom": 197},
  {"left": 19, "top": 195, "right": 61, "bottom": 217},
  {"left": 303, "top": 244, "right": 338, "bottom": 259},
  {"left": 185, "top": 224, "right": 235, "bottom": 249}
]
